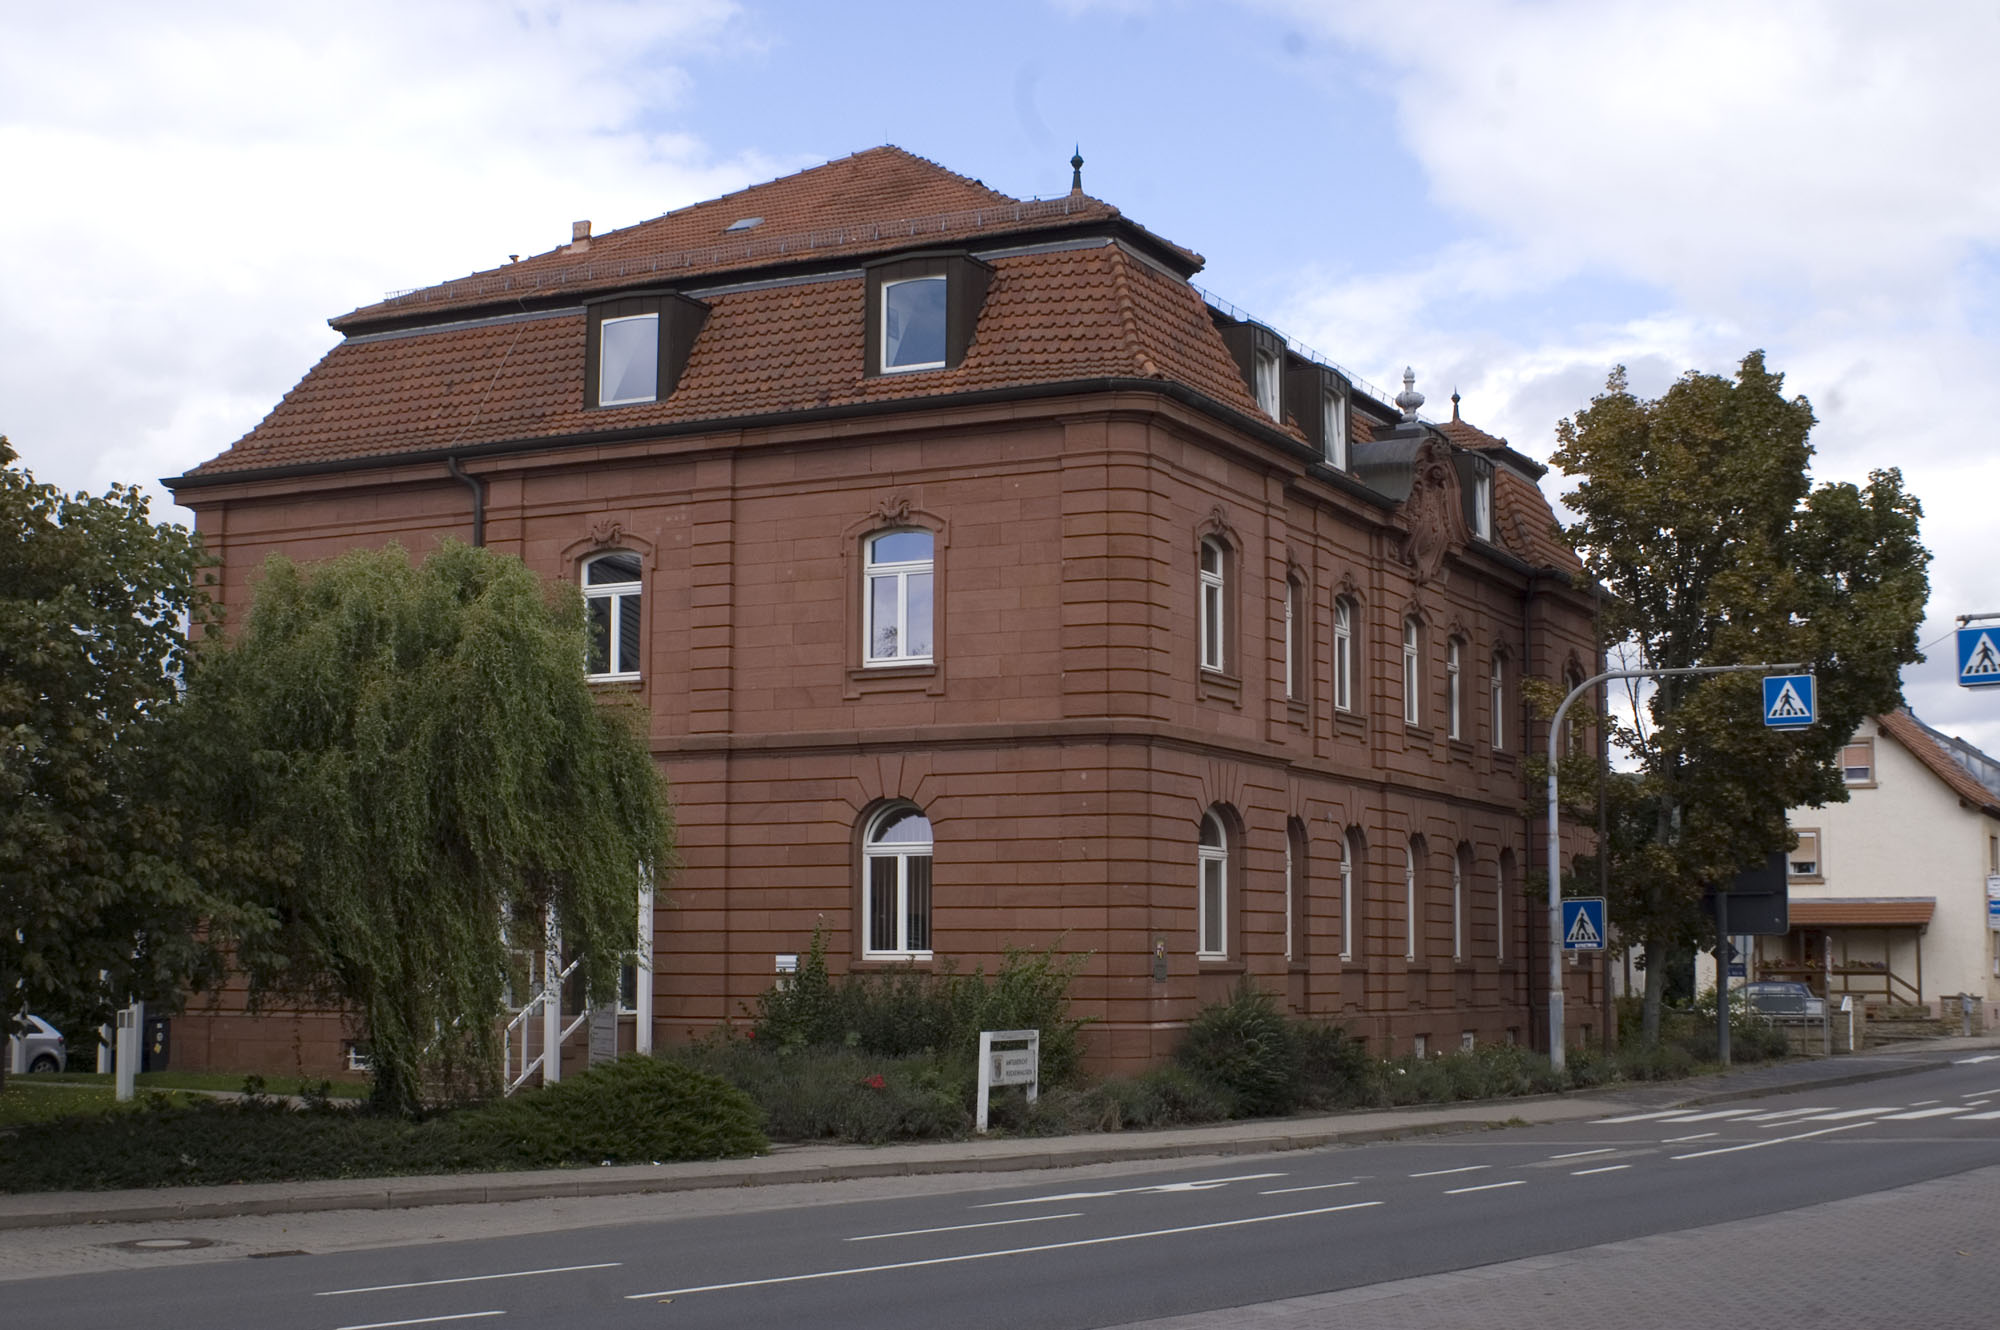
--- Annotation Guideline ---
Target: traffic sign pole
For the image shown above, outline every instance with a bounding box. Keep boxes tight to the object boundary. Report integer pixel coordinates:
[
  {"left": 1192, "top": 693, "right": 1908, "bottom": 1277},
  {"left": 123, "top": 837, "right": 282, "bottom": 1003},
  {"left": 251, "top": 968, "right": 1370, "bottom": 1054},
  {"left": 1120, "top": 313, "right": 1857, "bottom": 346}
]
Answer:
[{"left": 1545, "top": 661, "right": 1804, "bottom": 1073}]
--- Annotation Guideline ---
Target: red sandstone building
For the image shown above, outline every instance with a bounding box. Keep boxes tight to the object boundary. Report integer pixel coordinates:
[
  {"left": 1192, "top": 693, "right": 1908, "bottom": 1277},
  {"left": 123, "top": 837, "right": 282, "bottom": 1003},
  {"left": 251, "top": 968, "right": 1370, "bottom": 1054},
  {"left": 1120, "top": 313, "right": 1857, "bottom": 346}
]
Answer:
[{"left": 166, "top": 147, "right": 1601, "bottom": 1076}]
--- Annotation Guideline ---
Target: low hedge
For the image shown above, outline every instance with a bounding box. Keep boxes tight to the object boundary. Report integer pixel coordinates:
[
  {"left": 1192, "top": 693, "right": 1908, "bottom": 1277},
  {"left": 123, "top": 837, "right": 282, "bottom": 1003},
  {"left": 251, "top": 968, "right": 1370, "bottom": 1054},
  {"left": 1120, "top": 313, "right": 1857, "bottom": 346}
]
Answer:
[{"left": 0, "top": 1055, "right": 765, "bottom": 1194}]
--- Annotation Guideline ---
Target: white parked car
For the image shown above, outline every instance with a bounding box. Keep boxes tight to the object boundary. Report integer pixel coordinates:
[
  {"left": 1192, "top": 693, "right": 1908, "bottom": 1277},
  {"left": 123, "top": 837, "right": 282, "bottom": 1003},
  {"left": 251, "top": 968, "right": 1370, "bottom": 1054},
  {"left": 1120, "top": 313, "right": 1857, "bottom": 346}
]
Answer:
[{"left": 8, "top": 1014, "right": 67, "bottom": 1073}]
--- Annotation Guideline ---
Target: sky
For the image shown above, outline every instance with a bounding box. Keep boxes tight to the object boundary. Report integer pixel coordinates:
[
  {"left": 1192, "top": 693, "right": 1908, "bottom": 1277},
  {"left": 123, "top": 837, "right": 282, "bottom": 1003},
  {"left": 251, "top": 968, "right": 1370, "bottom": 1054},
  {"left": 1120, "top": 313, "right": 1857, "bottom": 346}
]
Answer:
[{"left": 4, "top": 0, "right": 1997, "bottom": 751}]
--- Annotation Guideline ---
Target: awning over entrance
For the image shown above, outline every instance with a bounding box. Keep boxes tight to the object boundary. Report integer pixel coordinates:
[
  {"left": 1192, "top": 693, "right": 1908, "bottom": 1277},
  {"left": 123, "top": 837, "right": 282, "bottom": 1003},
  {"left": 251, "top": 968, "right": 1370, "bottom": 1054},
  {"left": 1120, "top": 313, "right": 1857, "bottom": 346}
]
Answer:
[{"left": 1788, "top": 898, "right": 1935, "bottom": 928}]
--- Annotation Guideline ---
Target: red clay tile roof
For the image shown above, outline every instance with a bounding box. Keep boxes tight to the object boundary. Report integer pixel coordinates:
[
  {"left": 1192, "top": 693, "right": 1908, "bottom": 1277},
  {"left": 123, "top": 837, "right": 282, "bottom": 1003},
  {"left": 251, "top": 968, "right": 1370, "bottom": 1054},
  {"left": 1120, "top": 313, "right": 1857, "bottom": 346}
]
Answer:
[
  {"left": 1876, "top": 709, "right": 2000, "bottom": 817},
  {"left": 1438, "top": 417, "right": 1509, "bottom": 451},
  {"left": 1788, "top": 898, "right": 1935, "bottom": 927},
  {"left": 335, "top": 147, "right": 1198, "bottom": 332},
  {"left": 191, "top": 242, "right": 1270, "bottom": 476},
  {"left": 1493, "top": 467, "right": 1580, "bottom": 575}
]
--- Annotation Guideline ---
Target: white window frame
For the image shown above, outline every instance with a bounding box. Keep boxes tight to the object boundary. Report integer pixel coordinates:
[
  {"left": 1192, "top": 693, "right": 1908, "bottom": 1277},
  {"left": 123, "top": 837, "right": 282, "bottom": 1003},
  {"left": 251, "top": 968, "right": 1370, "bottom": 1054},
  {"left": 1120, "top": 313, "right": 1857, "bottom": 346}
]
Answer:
[
  {"left": 1496, "top": 855, "right": 1507, "bottom": 962},
  {"left": 1284, "top": 579, "right": 1301, "bottom": 700},
  {"left": 881, "top": 275, "right": 947, "bottom": 373},
  {"left": 1339, "top": 833, "right": 1357, "bottom": 962},
  {"left": 1198, "top": 812, "right": 1229, "bottom": 960},
  {"left": 864, "top": 529, "right": 934, "bottom": 666},
  {"left": 1491, "top": 655, "right": 1506, "bottom": 751},
  {"left": 583, "top": 552, "right": 643, "bottom": 681},
  {"left": 863, "top": 805, "right": 934, "bottom": 960},
  {"left": 1840, "top": 740, "right": 1874, "bottom": 785},
  {"left": 1473, "top": 471, "right": 1493, "bottom": 540},
  {"left": 1199, "top": 538, "right": 1227, "bottom": 673},
  {"left": 1334, "top": 596, "right": 1354, "bottom": 713},
  {"left": 1254, "top": 349, "right": 1281, "bottom": 418},
  {"left": 598, "top": 312, "right": 660, "bottom": 406},
  {"left": 1323, "top": 390, "right": 1349, "bottom": 469},
  {"left": 1284, "top": 833, "right": 1295, "bottom": 963},
  {"left": 1404, "top": 840, "right": 1419, "bottom": 961},
  {"left": 1402, "top": 618, "right": 1422, "bottom": 725},
  {"left": 1789, "top": 828, "right": 1821, "bottom": 880},
  {"left": 1447, "top": 638, "right": 1463, "bottom": 740}
]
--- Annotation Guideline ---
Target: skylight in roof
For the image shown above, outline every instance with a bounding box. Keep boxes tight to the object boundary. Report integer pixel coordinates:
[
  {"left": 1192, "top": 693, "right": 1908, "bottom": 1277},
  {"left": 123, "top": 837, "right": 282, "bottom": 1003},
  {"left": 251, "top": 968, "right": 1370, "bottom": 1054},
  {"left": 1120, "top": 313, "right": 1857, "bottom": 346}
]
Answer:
[{"left": 725, "top": 216, "right": 763, "bottom": 233}]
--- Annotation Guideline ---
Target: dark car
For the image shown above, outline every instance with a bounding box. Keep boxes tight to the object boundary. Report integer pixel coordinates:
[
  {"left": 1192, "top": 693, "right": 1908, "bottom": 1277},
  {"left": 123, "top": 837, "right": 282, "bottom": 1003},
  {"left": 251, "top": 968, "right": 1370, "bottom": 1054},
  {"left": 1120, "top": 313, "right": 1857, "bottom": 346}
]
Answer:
[{"left": 1739, "top": 981, "right": 1826, "bottom": 1019}]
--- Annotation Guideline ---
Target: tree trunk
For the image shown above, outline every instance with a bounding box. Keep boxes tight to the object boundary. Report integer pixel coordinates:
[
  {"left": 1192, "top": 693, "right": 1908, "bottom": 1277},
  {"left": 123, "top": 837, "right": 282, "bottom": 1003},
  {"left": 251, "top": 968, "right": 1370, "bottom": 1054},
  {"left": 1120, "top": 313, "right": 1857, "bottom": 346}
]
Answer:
[{"left": 1642, "top": 938, "right": 1666, "bottom": 1044}]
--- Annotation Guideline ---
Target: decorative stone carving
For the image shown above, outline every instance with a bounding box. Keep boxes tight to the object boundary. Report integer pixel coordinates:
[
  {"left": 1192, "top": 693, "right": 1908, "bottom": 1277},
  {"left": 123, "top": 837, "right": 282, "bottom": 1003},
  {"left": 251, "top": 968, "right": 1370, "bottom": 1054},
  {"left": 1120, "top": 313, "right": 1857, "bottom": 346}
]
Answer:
[
  {"left": 589, "top": 517, "right": 625, "bottom": 549},
  {"left": 1400, "top": 438, "right": 1463, "bottom": 585},
  {"left": 872, "top": 493, "right": 913, "bottom": 526}
]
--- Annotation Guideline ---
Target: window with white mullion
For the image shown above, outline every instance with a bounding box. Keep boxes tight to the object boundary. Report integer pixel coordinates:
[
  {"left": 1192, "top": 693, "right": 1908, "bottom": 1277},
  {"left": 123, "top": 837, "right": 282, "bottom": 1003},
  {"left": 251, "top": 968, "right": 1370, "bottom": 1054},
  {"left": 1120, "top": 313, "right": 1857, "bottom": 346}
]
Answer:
[
  {"left": 1339, "top": 835, "right": 1356, "bottom": 962},
  {"left": 1447, "top": 638, "right": 1463, "bottom": 739},
  {"left": 1333, "top": 596, "right": 1354, "bottom": 712},
  {"left": 1323, "top": 391, "right": 1349, "bottom": 469},
  {"left": 1284, "top": 835, "right": 1294, "bottom": 963},
  {"left": 1198, "top": 811, "right": 1228, "bottom": 960},
  {"left": 1490, "top": 655, "right": 1506, "bottom": 750},
  {"left": 1199, "top": 539, "right": 1226, "bottom": 672},
  {"left": 1451, "top": 848, "right": 1465, "bottom": 961},
  {"left": 864, "top": 806, "right": 934, "bottom": 959},
  {"left": 865, "top": 530, "right": 934, "bottom": 665},
  {"left": 1402, "top": 618, "right": 1422, "bottom": 725},
  {"left": 1404, "top": 840, "right": 1419, "bottom": 961},
  {"left": 584, "top": 552, "right": 643, "bottom": 680}
]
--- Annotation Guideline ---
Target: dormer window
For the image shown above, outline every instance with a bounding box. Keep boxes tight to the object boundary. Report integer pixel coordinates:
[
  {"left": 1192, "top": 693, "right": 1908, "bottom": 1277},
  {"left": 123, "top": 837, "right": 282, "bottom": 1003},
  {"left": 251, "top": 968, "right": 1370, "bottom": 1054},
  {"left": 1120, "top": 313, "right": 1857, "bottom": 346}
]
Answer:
[
  {"left": 585, "top": 291, "right": 708, "bottom": 410},
  {"left": 865, "top": 253, "right": 993, "bottom": 377},
  {"left": 1254, "top": 349, "right": 1281, "bottom": 419},
  {"left": 1473, "top": 471, "right": 1493, "bottom": 540},
  {"left": 599, "top": 314, "right": 660, "bottom": 405},
  {"left": 882, "top": 277, "right": 948, "bottom": 372},
  {"left": 1323, "top": 390, "right": 1350, "bottom": 469}
]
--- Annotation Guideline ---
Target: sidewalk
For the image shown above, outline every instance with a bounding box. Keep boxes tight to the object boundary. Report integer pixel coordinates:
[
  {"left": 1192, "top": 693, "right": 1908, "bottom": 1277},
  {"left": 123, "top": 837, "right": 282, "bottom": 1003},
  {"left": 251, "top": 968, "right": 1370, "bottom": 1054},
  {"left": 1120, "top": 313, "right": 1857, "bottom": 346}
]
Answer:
[{"left": 3, "top": 1036, "right": 1991, "bottom": 1232}]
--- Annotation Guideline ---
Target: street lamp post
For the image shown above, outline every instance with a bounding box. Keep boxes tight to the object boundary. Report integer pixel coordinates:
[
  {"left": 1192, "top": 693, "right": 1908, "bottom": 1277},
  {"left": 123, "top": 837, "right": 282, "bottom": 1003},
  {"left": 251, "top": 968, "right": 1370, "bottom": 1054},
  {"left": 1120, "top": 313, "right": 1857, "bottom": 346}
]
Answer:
[{"left": 1545, "top": 661, "right": 1804, "bottom": 1072}]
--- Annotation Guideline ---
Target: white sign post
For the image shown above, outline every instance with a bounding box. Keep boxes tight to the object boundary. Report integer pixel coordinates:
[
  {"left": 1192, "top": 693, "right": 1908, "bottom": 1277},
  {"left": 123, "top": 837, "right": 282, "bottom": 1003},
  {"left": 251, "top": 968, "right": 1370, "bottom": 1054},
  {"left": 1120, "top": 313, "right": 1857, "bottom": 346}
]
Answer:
[{"left": 975, "top": 1028, "right": 1040, "bottom": 1134}]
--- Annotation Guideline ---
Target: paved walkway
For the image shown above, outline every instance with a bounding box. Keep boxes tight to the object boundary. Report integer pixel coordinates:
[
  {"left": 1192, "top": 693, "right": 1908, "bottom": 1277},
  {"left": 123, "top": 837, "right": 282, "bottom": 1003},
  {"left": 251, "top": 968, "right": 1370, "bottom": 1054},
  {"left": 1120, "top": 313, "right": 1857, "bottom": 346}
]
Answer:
[{"left": 2, "top": 1035, "right": 1991, "bottom": 1232}]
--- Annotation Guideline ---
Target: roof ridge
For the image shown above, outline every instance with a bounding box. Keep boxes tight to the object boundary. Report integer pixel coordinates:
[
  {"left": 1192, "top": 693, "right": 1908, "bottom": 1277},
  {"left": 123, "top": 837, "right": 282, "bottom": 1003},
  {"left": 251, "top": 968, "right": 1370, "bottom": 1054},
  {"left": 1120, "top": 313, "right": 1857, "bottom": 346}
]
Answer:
[{"left": 1876, "top": 708, "right": 2000, "bottom": 818}]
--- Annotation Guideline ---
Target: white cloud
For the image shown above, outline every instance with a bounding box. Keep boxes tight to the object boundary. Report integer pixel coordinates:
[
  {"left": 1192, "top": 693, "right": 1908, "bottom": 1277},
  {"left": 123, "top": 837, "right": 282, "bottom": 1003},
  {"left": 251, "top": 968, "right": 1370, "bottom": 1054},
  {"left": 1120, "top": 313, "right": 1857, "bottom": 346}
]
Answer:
[
  {"left": 0, "top": 0, "right": 782, "bottom": 506},
  {"left": 1260, "top": 0, "right": 2000, "bottom": 752}
]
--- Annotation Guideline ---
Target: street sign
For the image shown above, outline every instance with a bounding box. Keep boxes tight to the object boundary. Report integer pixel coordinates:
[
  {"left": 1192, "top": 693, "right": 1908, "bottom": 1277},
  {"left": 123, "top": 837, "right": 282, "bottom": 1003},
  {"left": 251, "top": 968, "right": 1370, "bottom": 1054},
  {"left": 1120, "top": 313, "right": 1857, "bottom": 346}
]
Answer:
[
  {"left": 1762, "top": 674, "right": 1817, "bottom": 728},
  {"left": 1560, "top": 897, "right": 1606, "bottom": 951},
  {"left": 975, "top": 1029, "right": 1041, "bottom": 1133},
  {"left": 1959, "top": 628, "right": 2000, "bottom": 688}
]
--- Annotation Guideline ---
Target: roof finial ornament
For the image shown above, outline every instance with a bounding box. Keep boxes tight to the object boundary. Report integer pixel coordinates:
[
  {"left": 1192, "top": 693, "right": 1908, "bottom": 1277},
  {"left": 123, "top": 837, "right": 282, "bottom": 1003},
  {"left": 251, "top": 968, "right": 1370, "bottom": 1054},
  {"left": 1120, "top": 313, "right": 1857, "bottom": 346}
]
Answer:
[
  {"left": 1070, "top": 145, "right": 1084, "bottom": 195},
  {"left": 1395, "top": 366, "right": 1425, "bottom": 423},
  {"left": 1451, "top": 388, "right": 1461, "bottom": 421}
]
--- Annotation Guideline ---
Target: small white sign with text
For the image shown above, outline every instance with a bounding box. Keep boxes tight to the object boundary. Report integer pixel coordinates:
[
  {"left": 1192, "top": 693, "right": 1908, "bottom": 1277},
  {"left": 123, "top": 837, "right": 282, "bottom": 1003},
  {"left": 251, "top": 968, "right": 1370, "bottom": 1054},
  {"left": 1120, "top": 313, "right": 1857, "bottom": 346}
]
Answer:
[{"left": 976, "top": 1029, "right": 1040, "bottom": 1133}]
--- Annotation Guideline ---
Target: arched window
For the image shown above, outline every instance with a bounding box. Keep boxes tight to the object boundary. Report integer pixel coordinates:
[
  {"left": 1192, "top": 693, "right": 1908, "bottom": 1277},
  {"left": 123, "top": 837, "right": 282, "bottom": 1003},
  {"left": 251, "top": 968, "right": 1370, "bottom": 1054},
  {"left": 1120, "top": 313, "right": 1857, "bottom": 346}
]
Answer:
[
  {"left": 1453, "top": 843, "right": 1471, "bottom": 962},
  {"left": 1199, "top": 538, "right": 1227, "bottom": 672},
  {"left": 1340, "top": 827, "right": 1362, "bottom": 962},
  {"left": 1402, "top": 617, "right": 1423, "bottom": 725},
  {"left": 583, "top": 551, "right": 643, "bottom": 680},
  {"left": 1404, "top": 836, "right": 1421, "bottom": 960},
  {"left": 1198, "top": 809, "right": 1229, "bottom": 959},
  {"left": 865, "top": 529, "right": 934, "bottom": 664},
  {"left": 1286, "top": 819, "right": 1308, "bottom": 962},
  {"left": 1333, "top": 596, "right": 1356, "bottom": 713},
  {"left": 1447, "top": 637, "right": 1465, "bottom": 740},
  {"left": 1284, "top": 577, "right": 1305, "bottom": 701},
  {"left": 863, "top": 805, "right": 933, "bottom": 959},
  {"left": 1490, "top": 653, "right": 1507, "bottom": 751}
]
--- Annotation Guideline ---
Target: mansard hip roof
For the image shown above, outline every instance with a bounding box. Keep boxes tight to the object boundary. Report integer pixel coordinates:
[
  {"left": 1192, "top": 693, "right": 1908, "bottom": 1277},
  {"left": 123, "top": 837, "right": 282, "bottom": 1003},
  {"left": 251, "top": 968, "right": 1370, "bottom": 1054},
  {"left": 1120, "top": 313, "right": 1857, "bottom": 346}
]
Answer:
[{"left": 333, "top": 146, "right": 1200, "bottom": 333}]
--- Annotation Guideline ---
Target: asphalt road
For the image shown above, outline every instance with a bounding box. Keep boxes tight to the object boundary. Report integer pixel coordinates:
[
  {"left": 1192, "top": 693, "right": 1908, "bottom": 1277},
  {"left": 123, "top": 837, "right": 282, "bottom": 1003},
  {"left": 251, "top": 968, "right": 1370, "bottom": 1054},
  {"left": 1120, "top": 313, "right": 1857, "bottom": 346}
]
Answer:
[{"left": 9, "top": 1054, "right": 2000, "bottom": 1330}]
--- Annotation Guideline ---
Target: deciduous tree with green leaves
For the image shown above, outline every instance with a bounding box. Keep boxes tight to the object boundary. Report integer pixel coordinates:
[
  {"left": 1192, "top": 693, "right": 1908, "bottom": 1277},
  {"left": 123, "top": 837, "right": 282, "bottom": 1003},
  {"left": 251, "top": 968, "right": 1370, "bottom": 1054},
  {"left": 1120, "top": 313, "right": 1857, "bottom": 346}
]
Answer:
[
  {"left": 0, "top": 438, "right": 249, "bottom": 1089},
  {"left": 1551, "top": 354, "right": 1929, "bottom": 1041},
  {"left": 176, "top": 540, "right": 672, "bottom": 1114}
]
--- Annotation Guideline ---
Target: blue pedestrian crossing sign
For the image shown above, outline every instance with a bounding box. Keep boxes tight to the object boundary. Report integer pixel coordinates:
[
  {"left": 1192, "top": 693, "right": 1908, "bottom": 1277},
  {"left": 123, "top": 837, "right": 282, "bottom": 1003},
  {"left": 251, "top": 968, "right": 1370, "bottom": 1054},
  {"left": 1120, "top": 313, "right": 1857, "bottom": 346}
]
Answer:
[
  {"left": 1762, "top": 674, "right": 1816, "bottom": 729},
  {"left": 1958, "top": 628, "right": 2000, "bottom": 688},
  {"left": 1561, "top": 897, "right": 1607, "bottom": 952}
]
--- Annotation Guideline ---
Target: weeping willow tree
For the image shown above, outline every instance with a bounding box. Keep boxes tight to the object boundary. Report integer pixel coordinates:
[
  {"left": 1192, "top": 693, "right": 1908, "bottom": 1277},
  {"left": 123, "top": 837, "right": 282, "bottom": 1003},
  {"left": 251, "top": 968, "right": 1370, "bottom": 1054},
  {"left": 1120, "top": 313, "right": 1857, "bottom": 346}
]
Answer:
[{"left": 177, "top": 540, "right": 672, "bottom": 1114}]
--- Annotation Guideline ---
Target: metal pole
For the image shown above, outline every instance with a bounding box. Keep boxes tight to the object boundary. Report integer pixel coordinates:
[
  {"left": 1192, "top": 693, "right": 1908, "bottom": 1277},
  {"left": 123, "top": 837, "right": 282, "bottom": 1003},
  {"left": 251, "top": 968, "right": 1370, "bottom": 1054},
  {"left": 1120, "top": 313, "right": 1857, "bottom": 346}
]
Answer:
[{"left": 1545, "top": 661, "right": 1805, "bottom": 1072}]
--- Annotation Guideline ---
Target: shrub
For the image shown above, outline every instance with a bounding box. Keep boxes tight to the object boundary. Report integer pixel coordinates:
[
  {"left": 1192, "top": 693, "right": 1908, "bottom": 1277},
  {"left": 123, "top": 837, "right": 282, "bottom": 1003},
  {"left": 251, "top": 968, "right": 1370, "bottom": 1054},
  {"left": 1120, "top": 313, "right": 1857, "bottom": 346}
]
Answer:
[
  {"left": 1294, "top": 1021, "right": 1376, "bottom": 1109},
  {"left": 444, "top": 1055, "right": 766, "bottom": 1166},
  {"left": 670, "top": 1044, "right": 968, "bottom": 1144},
  {"left": 1175, "top": 979, "right": 1300, "bottom": 1116}
]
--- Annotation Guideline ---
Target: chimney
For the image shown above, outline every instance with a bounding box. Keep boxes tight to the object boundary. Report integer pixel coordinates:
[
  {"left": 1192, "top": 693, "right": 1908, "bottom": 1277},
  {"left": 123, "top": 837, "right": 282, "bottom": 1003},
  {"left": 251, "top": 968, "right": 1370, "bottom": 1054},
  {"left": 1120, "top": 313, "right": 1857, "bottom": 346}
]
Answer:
[{"left": 570, "top": 220, "right": 591, "bottom": 254}]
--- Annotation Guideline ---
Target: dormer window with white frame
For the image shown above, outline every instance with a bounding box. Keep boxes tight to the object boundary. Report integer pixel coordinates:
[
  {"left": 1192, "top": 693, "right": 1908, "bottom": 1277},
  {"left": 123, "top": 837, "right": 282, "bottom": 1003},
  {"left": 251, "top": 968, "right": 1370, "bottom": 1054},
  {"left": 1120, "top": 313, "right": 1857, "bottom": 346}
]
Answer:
[
  {"left": 599, "top": 314, "right": 660, "bottom": 405},
  {"left": 881, "top": 276, "right": 948, "bottom": 373},
  {"left": 1323, "top": 389, "right": 1350, "bottom": 469},
  {"left": 1254, "top": 349, "right": 1281, "bottom": 419},
  {"left": 1473, "top": 471, "right": 1493, "bottom": 540}
]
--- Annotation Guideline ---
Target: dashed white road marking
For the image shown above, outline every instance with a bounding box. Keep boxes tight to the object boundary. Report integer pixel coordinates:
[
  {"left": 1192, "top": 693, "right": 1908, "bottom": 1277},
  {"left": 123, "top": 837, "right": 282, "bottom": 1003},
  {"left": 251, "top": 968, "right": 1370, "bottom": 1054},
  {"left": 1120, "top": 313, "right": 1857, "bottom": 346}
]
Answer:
[
  {"left": 1572, "top": 1165, "right": 1631, "bottom": 1176},
  {"left": 1672, "top": 1123, "right": 1866, "bottom": 1159},
  {"left": 1654, "top": 1109, "right": 1760, "bottom": 1122},
  {"left": 1963, "top": 1100, "right": 1992, "bottom": 1107},
  {"left": 976, "top": 1172, "right": 1287, "bottom": 1208},
  {"left": 1956, "top": 1110, "right": 2000, "bottom": 1120},
  {"left": 1951, "top": 1055, "right": 1999, "bottom": 1065},
  {"left": 1878, "top": 1106, "right": 1970, "bottom": 1120},
  {"left": 1445, "top": 1180, "right": 1525, "bottom": 1195},
  {"left": 1662, "top": 1132, "right": 1718, "bottom": 1143},
  {"left": 1547, "top": 1148, "right": 1615, "bottom": 1160},
  {"left": 1793, "top": 1107, "right": 1898, "bottom": 1121},
  {"left": 1743, "top": 1107, "right": 1834, "bottom": 1122},
  {"left": 622, "top": 1201, "right": 1384, "bottom": 1299},
  {"left": 334, "top": 1315, "right": 504, "bottom": 1330},
  {"left": 1409, "top": 1165, "right": 1490, "bottom": 1178},
  {"left": 848, "top": 1214, "right": 1081, "bottom": 1242},
  {"left": 1909, "top": 1099, "right": 1942, "bottom": 1107},
  {"left": 1589, "top": 1110, "right": 1685, "bottom": 1124},
  {"left": 318, "top": 1265, "right": 619, "bottom": 1296},
  {"left": 1260, "top": 1182, "right": 1360, "bottom": 1195}
]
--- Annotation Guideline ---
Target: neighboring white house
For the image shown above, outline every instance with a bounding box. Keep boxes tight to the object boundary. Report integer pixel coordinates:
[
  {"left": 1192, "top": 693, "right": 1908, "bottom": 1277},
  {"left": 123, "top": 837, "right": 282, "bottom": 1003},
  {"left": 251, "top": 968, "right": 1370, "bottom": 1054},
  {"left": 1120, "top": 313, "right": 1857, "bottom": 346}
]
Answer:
[{"left": 1754, "top": 710, "right": 2000, "bottom": 1013}]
